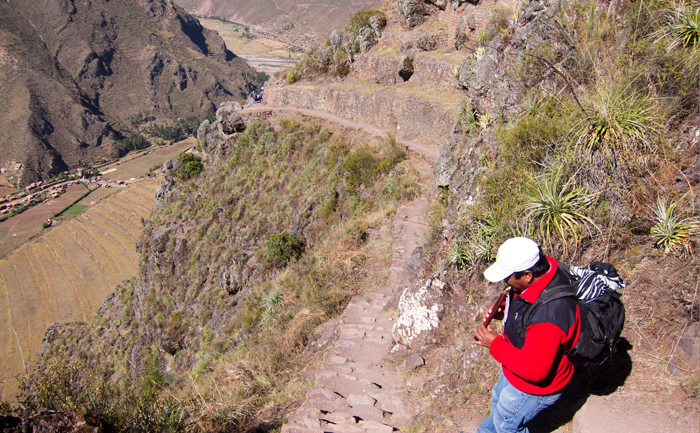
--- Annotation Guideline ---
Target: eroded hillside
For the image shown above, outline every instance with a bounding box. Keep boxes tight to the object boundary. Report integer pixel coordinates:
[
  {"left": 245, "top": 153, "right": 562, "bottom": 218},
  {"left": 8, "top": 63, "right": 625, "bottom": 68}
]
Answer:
[
  {"left": 0, "top": 0, "right": 256, "bottom": 185},
  {"left": 174, "top": 0, "right": 385, "bottom": 46}
]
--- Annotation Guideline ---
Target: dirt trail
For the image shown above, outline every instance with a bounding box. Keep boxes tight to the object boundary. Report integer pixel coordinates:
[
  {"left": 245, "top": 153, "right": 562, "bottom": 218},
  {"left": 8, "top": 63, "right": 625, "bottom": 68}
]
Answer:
[{"left": 242, "top": 104, "right": 441, "bottom": 163}]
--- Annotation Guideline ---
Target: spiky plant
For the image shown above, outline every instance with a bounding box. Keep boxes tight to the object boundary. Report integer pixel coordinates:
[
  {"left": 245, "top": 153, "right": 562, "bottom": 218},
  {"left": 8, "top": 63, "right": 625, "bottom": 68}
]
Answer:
[
  {"left": 447, "top": 238, "right": 476, "bottom": 271},
  {"left": 573, "top": 87, "right": 661, "bottom": 156},
  {"left": 524, "top": 165, "right": 599, "bottom": 254},
  {"left": 261, "top": 289, "right": 285, "bottom": 324},
  {"left": 447, "top": 214, "right": 500, "bottom": 272},
  {"left": 653, "top": 1, "right": 700, "bottom": 51},
  {"left": 650, "top": 196, "right": 699, "bottom": 254}
]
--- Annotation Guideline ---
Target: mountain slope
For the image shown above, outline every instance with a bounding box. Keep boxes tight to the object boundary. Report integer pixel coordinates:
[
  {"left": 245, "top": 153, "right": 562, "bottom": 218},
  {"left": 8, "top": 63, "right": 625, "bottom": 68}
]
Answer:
[
  {"left": 0, "top": 0, "right": 256, "bottom": 185},
  {"left": 174, "top": 0, "right": 384, "bottom": 43}
]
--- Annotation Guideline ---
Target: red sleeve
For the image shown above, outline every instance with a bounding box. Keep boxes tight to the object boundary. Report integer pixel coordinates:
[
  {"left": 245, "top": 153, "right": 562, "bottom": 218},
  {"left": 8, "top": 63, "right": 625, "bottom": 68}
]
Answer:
[{"left": 489, "top": 322, "right": 566, "bottom": 383}]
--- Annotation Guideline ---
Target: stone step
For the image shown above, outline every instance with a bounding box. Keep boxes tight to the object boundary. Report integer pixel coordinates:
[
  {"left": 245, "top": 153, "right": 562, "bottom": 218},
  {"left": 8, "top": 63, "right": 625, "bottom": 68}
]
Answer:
[{"left": 282, "top": 192, "right": 431, "bottom": 433}]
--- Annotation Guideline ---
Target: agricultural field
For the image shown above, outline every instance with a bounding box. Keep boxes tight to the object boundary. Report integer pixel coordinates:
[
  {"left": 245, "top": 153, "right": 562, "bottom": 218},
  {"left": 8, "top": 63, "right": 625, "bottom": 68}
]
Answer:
[
  {"left": 0, "top": 183, "right": 91, "bottom": 258},
  {"left": 99, "top": 137, "right": 196, "bottom": 181},
  {"left": 0, "top": 175, "right": 18, "bottom": 197},
  {"left": 0, "top": 179, "right": 159, "bottom": 400},
  {"left": 199, "top": 18, "right": 301, "bottom": 73}
]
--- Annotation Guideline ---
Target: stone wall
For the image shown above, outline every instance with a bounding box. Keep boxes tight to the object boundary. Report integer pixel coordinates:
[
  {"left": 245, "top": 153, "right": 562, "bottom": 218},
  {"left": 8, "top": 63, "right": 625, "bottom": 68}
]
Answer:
[
  {"left": 352, "top": 54, "right": 458, "bottom": 87},
  {"left": 265, "top": 86, "right": 455, "bottom": 146}
]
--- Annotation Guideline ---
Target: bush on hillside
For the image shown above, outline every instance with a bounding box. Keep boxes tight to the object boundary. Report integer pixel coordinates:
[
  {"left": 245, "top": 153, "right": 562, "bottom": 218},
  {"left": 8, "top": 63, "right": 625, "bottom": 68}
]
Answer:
[
  {"left": 176, "top": 153, "right": 203, "bottom": 179},
  {"left": 264, "top": 231, "right": 304, "bottom": 267}
]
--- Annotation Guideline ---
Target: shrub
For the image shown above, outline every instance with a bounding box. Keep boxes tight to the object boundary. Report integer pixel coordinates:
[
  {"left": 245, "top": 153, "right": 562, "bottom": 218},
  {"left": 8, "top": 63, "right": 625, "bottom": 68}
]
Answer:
[
  {"left": 264, "top": 231, "right": 305, "bottom": 267},
  {"left": 176, "top": 153, "right": 203, "bottom": 179},
  {"left": 572, "top": 86, "right": 662, "bottom": 157},
  {"left": 342, "top": 148, "right": 378, "bottom": 191},
  {"left": 347, "top": 9, "right": 384, "bottom": 35},
  {"left": 652, "top": 1, "right": 700, "bottom": 51},
  {"left": 286, "top": 67, "right": 300, "bottom": 84},
  {"left": 524, "top": 164, "right": 598, "bottom": 255},
  {"left": 146, "top": 123, "right": 186, "bottom": 142},
  {"left": 123, "top": 133, "right": 149, "bottom": 151}
]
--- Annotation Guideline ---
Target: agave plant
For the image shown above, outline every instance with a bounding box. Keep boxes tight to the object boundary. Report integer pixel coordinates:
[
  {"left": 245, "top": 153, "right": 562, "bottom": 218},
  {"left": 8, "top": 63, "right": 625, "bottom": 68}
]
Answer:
[
  {"left": 573, "top": 88, "right": 661, "bottom": 156},
  {"left": 524, "top": 165, "right": 599, "bottom": 254},
  {"left": 261, "top": 289, "right": 285, "bottom": 324},
  {"left": 447, "top": 215, "right": 500, "bottom": 272},
  {"left": 447, "top": 238, "right": 476, "bottom": 271},
  {"left": 653, "top": 1, "right": 700, "bottom": 51},
  {"left": 650, "top": 196, "right": 699, "bottom": 254}
]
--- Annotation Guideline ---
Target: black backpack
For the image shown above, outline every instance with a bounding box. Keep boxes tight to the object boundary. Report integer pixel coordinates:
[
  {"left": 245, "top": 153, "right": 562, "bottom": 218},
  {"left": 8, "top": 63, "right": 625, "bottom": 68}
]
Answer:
[{"left": 527, "top": 262, "right": 626, "bottom": 366}]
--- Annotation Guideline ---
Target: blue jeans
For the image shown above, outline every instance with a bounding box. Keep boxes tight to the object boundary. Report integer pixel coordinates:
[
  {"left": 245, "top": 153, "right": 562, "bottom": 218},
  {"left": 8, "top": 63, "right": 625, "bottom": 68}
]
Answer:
[{"left": 476, "top": 372, "right": 561, "bottom": 433}]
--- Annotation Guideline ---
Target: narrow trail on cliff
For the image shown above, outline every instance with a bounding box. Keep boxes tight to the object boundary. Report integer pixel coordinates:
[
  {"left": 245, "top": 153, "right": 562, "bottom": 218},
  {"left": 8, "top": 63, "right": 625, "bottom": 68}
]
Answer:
[
  {"left": 243, "top": 104, "right": 441, "bottom": 162},
  {"left": 241, "top": 104, "right": 441, "bottom": 432}
]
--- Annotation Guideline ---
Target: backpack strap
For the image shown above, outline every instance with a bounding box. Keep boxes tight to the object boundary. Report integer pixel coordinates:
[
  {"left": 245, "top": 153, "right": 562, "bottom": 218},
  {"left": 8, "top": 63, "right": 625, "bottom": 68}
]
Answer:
[{"left": 523, "top": 284, "right": 577, "bottom": 327}]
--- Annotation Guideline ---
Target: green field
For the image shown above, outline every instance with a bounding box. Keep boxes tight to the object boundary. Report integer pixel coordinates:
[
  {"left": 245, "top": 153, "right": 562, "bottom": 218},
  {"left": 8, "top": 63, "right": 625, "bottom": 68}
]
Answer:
[{"left": 60, "top": 204, "right": 88, "bottom": 215}]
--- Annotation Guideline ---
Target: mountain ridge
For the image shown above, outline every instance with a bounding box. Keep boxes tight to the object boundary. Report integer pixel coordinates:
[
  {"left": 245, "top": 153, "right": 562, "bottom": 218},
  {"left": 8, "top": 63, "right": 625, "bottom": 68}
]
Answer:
[{"left": 0, "top": 0, "right": 256, "bottom": 186}]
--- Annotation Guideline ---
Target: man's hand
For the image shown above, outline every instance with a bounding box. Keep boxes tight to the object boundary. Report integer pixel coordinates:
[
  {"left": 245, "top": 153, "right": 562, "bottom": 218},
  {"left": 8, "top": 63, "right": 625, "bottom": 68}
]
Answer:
[
  {"left": 483, "top": 300, "right": 505, "bottom": 323},
  {"left": 473, "top": 323, "right": 499, "bottom": 348}
]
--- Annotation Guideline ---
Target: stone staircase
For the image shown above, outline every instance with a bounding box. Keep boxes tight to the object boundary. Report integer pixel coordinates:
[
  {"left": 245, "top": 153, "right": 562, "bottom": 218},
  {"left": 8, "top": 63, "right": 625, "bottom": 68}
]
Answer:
[{"left": 282, "top": 198, "right": 430, "bottom": 433}]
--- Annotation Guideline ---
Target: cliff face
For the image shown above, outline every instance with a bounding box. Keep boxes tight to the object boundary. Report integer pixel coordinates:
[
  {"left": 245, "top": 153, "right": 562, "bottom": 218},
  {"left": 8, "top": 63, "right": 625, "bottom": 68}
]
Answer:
[{"left": 0, "top": 0, "right": 255, "bottom": 185}]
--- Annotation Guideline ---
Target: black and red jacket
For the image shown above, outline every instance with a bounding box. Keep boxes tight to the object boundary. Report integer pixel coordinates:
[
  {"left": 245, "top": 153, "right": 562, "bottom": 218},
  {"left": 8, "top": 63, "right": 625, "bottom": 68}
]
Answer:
[{"left": 490, "top": 257, "right": 581, "bottom": 395}]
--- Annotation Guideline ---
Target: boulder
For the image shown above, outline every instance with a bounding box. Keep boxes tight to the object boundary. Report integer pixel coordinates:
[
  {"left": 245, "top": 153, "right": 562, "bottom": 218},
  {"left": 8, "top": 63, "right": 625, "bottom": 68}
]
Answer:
[
  {"left": 149, "top": 225, "right": 171, "bottom": 254},
  {"left": 216, "top": 101, "right": 246, "bottom": 135},
  {"left": 196, "top": 119, "right": 210, "bottom": 144},
  {"left": 396, "top": 0, "right": 428, "bottom": 30},
  {"left": 316, "top": 47, "right": 333, "bottom": 71},
  {"left": 669, "top": 322, "right": 700, "bottom": 375},
  {"left": 426, "top": 0, "right": 448, "bottom": 10},
  {"left": 392, "top": 276, "right": 447, "bottom": 351},
  {"left": 330, "top": 29, "right": 343, "bottom": 51},
  {"left": 415, "top": 32, "right": 437, "bottom": 51},
  {"left": 458, "top": 46, "right": 498, "bottom": 96},
  {"left": 357, "top": 26, "right": 377, "bottom": 53},
  {"left": 406, "top": 352, "right": 426, "bottom": 371},
  {"left": 369, "top": 13, "right": 387, "bottom": 34}
]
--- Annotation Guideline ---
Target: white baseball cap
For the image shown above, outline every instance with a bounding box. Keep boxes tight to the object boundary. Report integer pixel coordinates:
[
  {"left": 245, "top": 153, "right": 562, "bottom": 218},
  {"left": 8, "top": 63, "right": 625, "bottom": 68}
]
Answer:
[{"left": 483, "top": 237, "right": 541, "bottom": 282}]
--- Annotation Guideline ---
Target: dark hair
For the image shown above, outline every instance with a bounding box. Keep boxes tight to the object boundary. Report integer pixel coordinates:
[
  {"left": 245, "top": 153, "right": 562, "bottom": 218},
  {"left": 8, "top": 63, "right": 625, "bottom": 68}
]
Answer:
[{"left": 513, "top": 252, "right": 549, "bottom": 279}]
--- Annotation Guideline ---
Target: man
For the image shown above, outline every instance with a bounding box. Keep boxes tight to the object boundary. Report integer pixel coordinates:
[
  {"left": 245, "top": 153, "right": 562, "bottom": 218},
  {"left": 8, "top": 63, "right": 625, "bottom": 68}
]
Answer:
[{"left": 473, "top": 237, "right": 580, "bottom": 433}]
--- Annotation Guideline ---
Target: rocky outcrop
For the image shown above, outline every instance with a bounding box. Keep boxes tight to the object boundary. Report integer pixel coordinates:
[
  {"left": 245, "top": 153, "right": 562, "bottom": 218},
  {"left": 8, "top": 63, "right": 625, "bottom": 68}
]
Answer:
[
  {"left": 392, "top": 276, "right": 447, "bottom": 350},
  {"left": 352, "top": 53, "right": 458, "bottom": 87},
  {"left": 396, "top": 0, "right": 430, "bottom": 29},
  {"left": 196, "top": 101, "right": 246, "bottom": 169}
]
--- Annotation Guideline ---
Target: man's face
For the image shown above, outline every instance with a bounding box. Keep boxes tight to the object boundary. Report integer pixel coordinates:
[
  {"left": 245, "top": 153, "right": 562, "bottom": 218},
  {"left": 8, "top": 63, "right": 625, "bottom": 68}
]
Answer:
[{"left": 504, "top": 271, "right": 534, "bottom": 292}]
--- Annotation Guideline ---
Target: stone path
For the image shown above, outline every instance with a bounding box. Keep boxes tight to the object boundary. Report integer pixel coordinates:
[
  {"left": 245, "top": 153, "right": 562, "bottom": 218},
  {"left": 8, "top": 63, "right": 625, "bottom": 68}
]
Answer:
[{"left": 282, "top": 197, "right": 430, "bottom": 433}]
